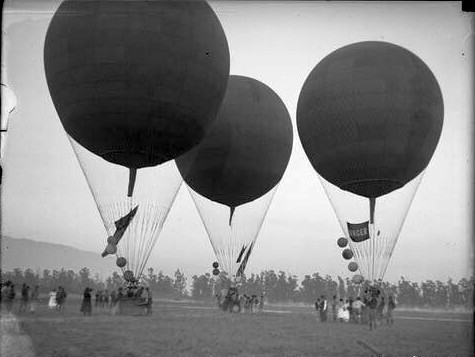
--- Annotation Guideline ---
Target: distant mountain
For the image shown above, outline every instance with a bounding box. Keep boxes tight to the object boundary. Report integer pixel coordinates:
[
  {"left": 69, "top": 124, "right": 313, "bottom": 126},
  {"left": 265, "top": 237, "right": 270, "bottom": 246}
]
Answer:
[{"left": 0, "top": 236, "right": 117, "bottom": 278}]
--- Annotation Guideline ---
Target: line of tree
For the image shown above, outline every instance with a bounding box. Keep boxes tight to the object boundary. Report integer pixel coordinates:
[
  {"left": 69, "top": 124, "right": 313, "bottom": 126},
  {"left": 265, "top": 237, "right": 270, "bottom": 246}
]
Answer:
[
  {"left": 0, "top": 267, "right": 188, "bottom": 300},
  {"left": 1, "top": 268, "right": 473, "bottom": 310}
]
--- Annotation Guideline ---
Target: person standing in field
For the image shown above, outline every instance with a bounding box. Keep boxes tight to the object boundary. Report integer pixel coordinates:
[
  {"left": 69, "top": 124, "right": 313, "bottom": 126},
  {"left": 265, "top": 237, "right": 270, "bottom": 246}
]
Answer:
[
  {"left": 80, "top": 287, "right": 93, "bottom": 316},
  {"left": 377, "top": 296, "right": 385, "bottom": 325},
  {"left": 315, "top": 298, "right": 321, "bottom": 321},
  {"left": 1, "top": 281, "right": 15, "bottom": 312},
  {"left": 145, "top": 287, "right": 153, "bottom": 316},
  {"left": 55, "top": 286, "right": 61, "bottom": 310},
  {"left": 19, "top": 284, "right": 30, "bottom": 314},
  {"left": 104, "top": 290, "right": 110, "bottom": 308},
  {"left": 348, "top": 297, "right": 354, "bottom": 323},
  {"left": 116, "top": 287, "right": 124, "bottom": 315},
  {"left": 1, "top": 281, "right": 9, "bottom": 310},
  {"left": 331, "top": 295, "right": 338, "bottom": 322},
  {"left": 259, "top": 294, "right": 265, "bottom": 313},
  {"left": 48, "top": 289, "right": 57, "bottom": 309},
  {"left": 9, "top": 284, "right": 17, "bottom": 312},
  {"left": 29, "top": 285, "right": 39, "bottom": 313},
  {"left": 352, "top": 296, "right": 364, "bottom": 324},
  {"left": 110, "top": 290, "right": 117, "bottom": 309},
  {"left": 338, "top": 299, "right": 350, "bottom": 322},
  {"left": 251, "top": 295, "right": 259, "bottom": 314},
  {"left": 99, "top": 290, "right": 105, "bottom": 308},
  {"left": 320, "top": 295, "right": 328, "bottom": 322},
  {"left": 367, "top": 291, "right": 379, "bottom": 330},
  {"left": 56, "top": 286, "right": 67, "bottom": 313},
  {"left": 361, "top": 293, "right": 369, "bottom": 325},
  {"left": 386, "top": 296, "right": 396, "bottom": 325}
]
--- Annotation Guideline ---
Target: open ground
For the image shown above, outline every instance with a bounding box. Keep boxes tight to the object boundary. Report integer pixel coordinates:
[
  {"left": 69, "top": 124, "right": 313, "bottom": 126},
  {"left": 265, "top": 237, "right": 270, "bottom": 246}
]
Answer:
[{"left": 1, "top": 297, "right": 473, "bottom": 357}]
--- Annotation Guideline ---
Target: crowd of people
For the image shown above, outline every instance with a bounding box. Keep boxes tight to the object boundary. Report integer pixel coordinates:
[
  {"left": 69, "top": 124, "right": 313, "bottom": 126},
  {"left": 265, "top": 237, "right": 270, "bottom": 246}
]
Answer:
[
  {"left": 2, "top": 279, "right": 397, "bottom": 327},
  {"left": 80, "top": 285, "right": 153, "bottom": 316},
  {"left": 1, "top": 280, "right": 53, "bottom": 314},
  {"left": 46, "top": 286, "right": 68, "bottom": 312},
  {"left": 0, "top": 281, "right": 153, "bottom": 316},
  {"left": 314, "top": 287, "right": 396, "bottom": 330},
  {"left": 216, "top": 286, "right": 265, "bottom": 314}
]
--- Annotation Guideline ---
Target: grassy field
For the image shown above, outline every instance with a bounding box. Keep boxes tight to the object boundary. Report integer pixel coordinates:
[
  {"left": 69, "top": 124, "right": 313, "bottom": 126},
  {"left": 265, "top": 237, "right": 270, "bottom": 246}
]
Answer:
[{"left": 2, "top": 297, "right": 473, "bottom": 357}]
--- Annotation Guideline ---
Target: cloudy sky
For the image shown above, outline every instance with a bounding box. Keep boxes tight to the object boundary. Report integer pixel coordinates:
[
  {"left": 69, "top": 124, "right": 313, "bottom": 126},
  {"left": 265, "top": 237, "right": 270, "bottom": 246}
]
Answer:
[{"left": 1, "top": 1, "right": 473, "bottom": 283}]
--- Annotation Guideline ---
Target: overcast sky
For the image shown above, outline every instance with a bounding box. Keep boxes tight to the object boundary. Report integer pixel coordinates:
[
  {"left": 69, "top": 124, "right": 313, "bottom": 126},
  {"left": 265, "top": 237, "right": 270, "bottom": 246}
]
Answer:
[{"left": 1, "top": 1, "right": 473, "bottom": 283}]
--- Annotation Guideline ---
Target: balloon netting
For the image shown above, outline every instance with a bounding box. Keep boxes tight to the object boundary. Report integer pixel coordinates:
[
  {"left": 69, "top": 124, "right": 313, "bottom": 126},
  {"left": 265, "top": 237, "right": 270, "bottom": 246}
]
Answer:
[
  {"left": 320, "top": 172, "right": 424, "bottom": 281},
  {"left": 69, "top": 137, "right": 182, "bottom": 280},
  {"left": 188, "top": 185, "right": 278, "bottom": 278}
]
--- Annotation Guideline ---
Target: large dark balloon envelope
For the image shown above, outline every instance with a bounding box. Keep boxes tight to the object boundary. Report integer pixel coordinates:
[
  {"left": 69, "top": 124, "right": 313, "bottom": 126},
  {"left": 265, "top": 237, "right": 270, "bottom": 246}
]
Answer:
[
  {"left": 297, "top": 41, "right": 443, "bottom": 199},
  {"left": 176, "top": 75, "right": 293, "bottom": 220},
  {"left": 44, "top": 0, "right": 230, "bottom": 170}
]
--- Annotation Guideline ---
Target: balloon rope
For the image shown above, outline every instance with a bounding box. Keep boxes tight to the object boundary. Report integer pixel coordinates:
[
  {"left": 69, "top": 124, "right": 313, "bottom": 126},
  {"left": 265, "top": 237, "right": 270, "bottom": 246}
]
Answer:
[
  {"left": 229, "top": 206, "right": 236, "bottom": 226},
  {"left": 235, "top": 188, "right": 277, "bottom": 278},
  {"left": 370, "top": 197, "right": 376, "bottom": 281},
  {"left": 137, "top": 205, "right": 165, "bottom": 278},
  {"left": 127, "top": 168, "right": 137, "bottom": 197},
  {"left": 130, "top": 197, "right": 140, "bottom": 279},
  {"left": 128, "top": 187, "right": 142, "bottom": 280},
  {"left": 234, "top": 220, "right": 244, "bottom": 278},
  {"left": 380, "top": 234, "right": 392, "bottom": 281},
  {"left": 129, "top": 198, "right": 135, "bottom": 278},
  {"left": 369, "top": 197, "right": 375, "bottom": 225},
  {"left": 111, "top": 201, "right": 128, "bottom": 277},
  {"left": 124, "top": 199, "right": 131, "bottom": 277},
  {"left": 112, "top": 202, "right": 125, "bottom": 275},
  {"left": 381, "top": 231, "right": 390, "bottom": 280},
  {"left": 139, "top": 203, "right": 161, "bottom": 279},
  {"left": 137, "top": 179, "right": 182, "bottom": 278},
  {"left": 135, "top": 203, "right": 148, "bottom": 278},
  {"left": 226, "top": 218, "right": 235, "bottom": 277}
]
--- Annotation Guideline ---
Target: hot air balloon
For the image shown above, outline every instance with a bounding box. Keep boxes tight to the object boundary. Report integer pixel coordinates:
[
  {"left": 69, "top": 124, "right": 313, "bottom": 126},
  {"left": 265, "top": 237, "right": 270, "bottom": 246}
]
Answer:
[
  {"left": 297, "top": 41, "right": 443, "bottom": 281},
  {"left": 176, "top": 75, "right": 293, "bottom": 279},
  {"left": 44, "top": 0, "right": 230, "bottom": 282}
]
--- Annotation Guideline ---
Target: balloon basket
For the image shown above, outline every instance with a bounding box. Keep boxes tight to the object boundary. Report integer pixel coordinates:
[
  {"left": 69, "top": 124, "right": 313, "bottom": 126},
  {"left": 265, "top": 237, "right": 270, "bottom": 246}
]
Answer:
[{"left": 116, "top": 297, "right": 150, "bottom": 316}]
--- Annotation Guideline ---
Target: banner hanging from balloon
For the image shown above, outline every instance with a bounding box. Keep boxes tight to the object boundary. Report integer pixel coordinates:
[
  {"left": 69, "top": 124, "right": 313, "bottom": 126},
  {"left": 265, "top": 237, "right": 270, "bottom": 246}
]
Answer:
[{"left": 347, "top": 221, "right": 370, "bottom": 243}]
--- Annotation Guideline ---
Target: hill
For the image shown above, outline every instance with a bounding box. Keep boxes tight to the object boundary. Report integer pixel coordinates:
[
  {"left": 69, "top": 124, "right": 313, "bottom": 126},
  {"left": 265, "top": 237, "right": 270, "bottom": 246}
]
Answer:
[{"left": 0, "top": 235, "right": 117, "bottom": 278}]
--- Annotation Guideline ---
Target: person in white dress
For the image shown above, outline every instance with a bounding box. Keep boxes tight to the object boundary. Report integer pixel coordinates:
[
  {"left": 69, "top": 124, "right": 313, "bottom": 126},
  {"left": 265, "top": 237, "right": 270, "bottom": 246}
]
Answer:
[
  {"left": 48, "top": 290, "right": 57, "bottom": 309},
  {"left": 337, "top": 299, "right": 350, "bottom": 322}
]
